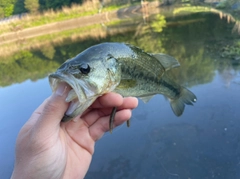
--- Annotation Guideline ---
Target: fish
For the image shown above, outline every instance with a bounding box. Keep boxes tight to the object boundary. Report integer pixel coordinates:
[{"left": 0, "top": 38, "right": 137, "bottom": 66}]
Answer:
[{"left": 49, "top": 42, "right": 197, "bottom": 132}]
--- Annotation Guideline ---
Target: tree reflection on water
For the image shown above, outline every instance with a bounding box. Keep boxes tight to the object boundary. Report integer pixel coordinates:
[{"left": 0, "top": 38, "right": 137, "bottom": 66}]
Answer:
[{"left": 0, "top": 8, "right": 239, "bottom": 89}]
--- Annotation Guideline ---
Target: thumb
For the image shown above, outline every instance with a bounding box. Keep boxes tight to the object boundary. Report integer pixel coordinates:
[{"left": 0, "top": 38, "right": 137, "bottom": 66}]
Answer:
[{"left": 35, "top": 82, "right": 71, "bottom": 132}]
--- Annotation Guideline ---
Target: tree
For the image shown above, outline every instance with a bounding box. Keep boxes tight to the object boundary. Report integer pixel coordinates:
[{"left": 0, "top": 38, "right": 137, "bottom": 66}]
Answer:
[
  {"left": 14, "top": 0, "right": 27, "bottom": 14},
  {"left": 0, "top": 0, "right": 16, "bottom": 17},
  {"left": 24, "top": 0, "right": 39, "bottom": 13},
  {"left": 0, "top": 7, "right": 4, "bottom": 18}
]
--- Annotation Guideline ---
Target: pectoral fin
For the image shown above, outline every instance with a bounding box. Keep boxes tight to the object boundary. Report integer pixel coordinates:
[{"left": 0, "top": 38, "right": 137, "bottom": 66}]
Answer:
[{"left": 152, "top": 53, "right": 180, "bottom": 71}]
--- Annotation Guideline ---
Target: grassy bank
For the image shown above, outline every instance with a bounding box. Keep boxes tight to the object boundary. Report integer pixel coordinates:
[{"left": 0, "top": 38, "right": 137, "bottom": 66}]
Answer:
[
  {"left": 0, "top": 1, "right": 129, "bottom": 36},
  {"left": 0, "top": 18, "right": 135, "bottom": 59}
]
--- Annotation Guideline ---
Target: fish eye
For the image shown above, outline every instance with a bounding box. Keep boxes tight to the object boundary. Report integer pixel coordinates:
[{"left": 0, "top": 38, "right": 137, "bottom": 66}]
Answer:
[
  {"left": 107, "top": 54, "right": 114, "bottom": 60},
  {"left": 79, "top": 63, "right": 91, "bottom": 74}
]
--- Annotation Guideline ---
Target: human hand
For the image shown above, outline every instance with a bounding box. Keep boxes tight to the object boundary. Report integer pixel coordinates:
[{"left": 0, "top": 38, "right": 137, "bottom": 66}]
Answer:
[{"left": 11, "top": 83, "right": 138, "bottom": 179}]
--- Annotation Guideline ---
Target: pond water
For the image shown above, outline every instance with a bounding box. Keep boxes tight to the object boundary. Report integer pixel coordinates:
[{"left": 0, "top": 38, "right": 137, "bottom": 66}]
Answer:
[{"left": 1, "top": 5, "right": 240, "bottom": 179}]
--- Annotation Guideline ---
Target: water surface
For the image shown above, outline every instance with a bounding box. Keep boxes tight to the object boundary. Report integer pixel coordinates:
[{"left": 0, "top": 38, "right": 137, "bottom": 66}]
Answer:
[{"left": 1, "top": 6, "right": 240, "bottom": 179}]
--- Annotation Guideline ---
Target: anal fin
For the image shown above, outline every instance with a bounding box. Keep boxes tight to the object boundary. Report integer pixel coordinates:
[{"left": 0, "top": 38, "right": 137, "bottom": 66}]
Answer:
[{"left": 139, "top": 95, "right": 154, "bottom": 103}]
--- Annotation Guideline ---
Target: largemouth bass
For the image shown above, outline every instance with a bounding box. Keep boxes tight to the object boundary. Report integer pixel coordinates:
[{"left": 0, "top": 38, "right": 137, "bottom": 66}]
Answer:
[{"left": 49, "top": 42, "right": 197, "bottom": 131}]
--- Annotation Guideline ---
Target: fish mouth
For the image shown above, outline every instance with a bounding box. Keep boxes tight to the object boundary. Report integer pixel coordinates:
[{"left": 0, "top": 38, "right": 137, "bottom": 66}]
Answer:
[
  {"left": 49, "top": 73, "right": 75, "bottom": 94},
  {"left": 49, "top": 72, "right": 96, "bottom": 122}
]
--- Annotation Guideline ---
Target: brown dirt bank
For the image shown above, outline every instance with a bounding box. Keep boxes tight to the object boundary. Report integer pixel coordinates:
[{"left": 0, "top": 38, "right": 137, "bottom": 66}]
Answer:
[{"left": 0, "top": 1, "right": 161, "bottom": 46}]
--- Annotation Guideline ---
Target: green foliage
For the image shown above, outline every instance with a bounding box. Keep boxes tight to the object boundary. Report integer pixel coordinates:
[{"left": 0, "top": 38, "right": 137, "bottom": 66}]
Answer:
[
  {"left": 214, "top": 0, "right": 240, "bottom": 12},
  {"left": 14, "top": 0, "right": 27, "bottom": 14},
  {"left": 215, "top": 0, "right": 239, "bottom": 9},
  {"left": 0, "top": 7, "right": 4, "bottom": 18},
  {"left": 39, "top": 0, "right": 70, "bottom": 10},
  {"left": 39, "top": 0, "right": 51, "bottom": 10},
  {"left": 167, "top": 47, "right": 215, "bottom": 87},
  {"left": 39, "top": 0, "right": 83, "bottom": 11},
  {"left": 49, "top": 0, "right": 71, "bottom": 9},
  {"left": 24, "top": 0, "right": 39, "bottom": 13},
  {"left": 0, "top": 50, "right": 60, "bottom": 86},
  {"left": 3, "top": 3, "right": 14, "bottom": 16},
  {"left": 0, "top": 0, "right": 84, "bottom": 17},
  {"left": 40, "top": 43, "right": 56, "bottom": 59},
  {"left": 0, "top": 0, "right": 16, "bottom": 17},
  {"left": 150, "top": 14, "right": 167, "bottom": 33}
]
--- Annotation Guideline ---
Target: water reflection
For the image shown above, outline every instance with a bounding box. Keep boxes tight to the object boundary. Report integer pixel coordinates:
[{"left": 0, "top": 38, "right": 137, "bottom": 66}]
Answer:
[
  {"left": 1, "top": 11, "right": 240, "bottom": 88},
  {"left": 1, "top": 3, "right": 240, "bottom": 179},
  {"left": 85, "top": 71, "right": 240, "bottom": 179}
]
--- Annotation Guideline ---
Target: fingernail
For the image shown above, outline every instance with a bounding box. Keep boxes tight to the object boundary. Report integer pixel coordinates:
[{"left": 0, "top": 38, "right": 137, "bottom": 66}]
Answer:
[{"left": 55, "top": 83, "right": 67, "bottom": 96}]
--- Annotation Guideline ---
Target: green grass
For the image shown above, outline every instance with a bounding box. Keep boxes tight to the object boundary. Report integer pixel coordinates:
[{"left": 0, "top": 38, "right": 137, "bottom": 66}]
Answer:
[
  {"left": 102, "top": 4, "right": 129, "bottom": 12},
  {"left": 0, "top": 2, "right": 130, "bottom": 36}
]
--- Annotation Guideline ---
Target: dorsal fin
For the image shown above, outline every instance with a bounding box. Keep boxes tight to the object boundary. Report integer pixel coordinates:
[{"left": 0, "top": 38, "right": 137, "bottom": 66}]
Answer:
[{"left": 152, "top": 53, "right": 180, "bottom": 71}]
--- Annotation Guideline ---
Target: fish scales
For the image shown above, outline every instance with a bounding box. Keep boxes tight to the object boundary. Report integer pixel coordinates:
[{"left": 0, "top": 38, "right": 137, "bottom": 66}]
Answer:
[
  {"left": 49, "top": 42, "right": 197, "bottom": 125},
  {"left": 114, "top": 44, "right": 181, "bottom": 99}
]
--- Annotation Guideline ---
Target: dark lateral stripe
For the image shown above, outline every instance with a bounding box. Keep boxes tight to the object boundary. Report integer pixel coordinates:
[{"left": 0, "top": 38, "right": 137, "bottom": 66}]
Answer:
[
  {"left": 121, "top": 65, "right": 158, "bottom": 83},
  {"left": 160, "top": 79, "right": 180, "bottom": 96},
  {"left": 122, "top": 66, "right": 181, "bottom": 96},
  {"left": 121, "top": 63, "right": 180, "bottom": 96}
]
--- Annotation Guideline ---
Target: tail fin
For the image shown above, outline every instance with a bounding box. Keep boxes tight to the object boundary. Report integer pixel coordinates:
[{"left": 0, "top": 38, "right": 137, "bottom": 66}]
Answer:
[{"left": 170, "top": 87, "right": 197, "bottom": 116}]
